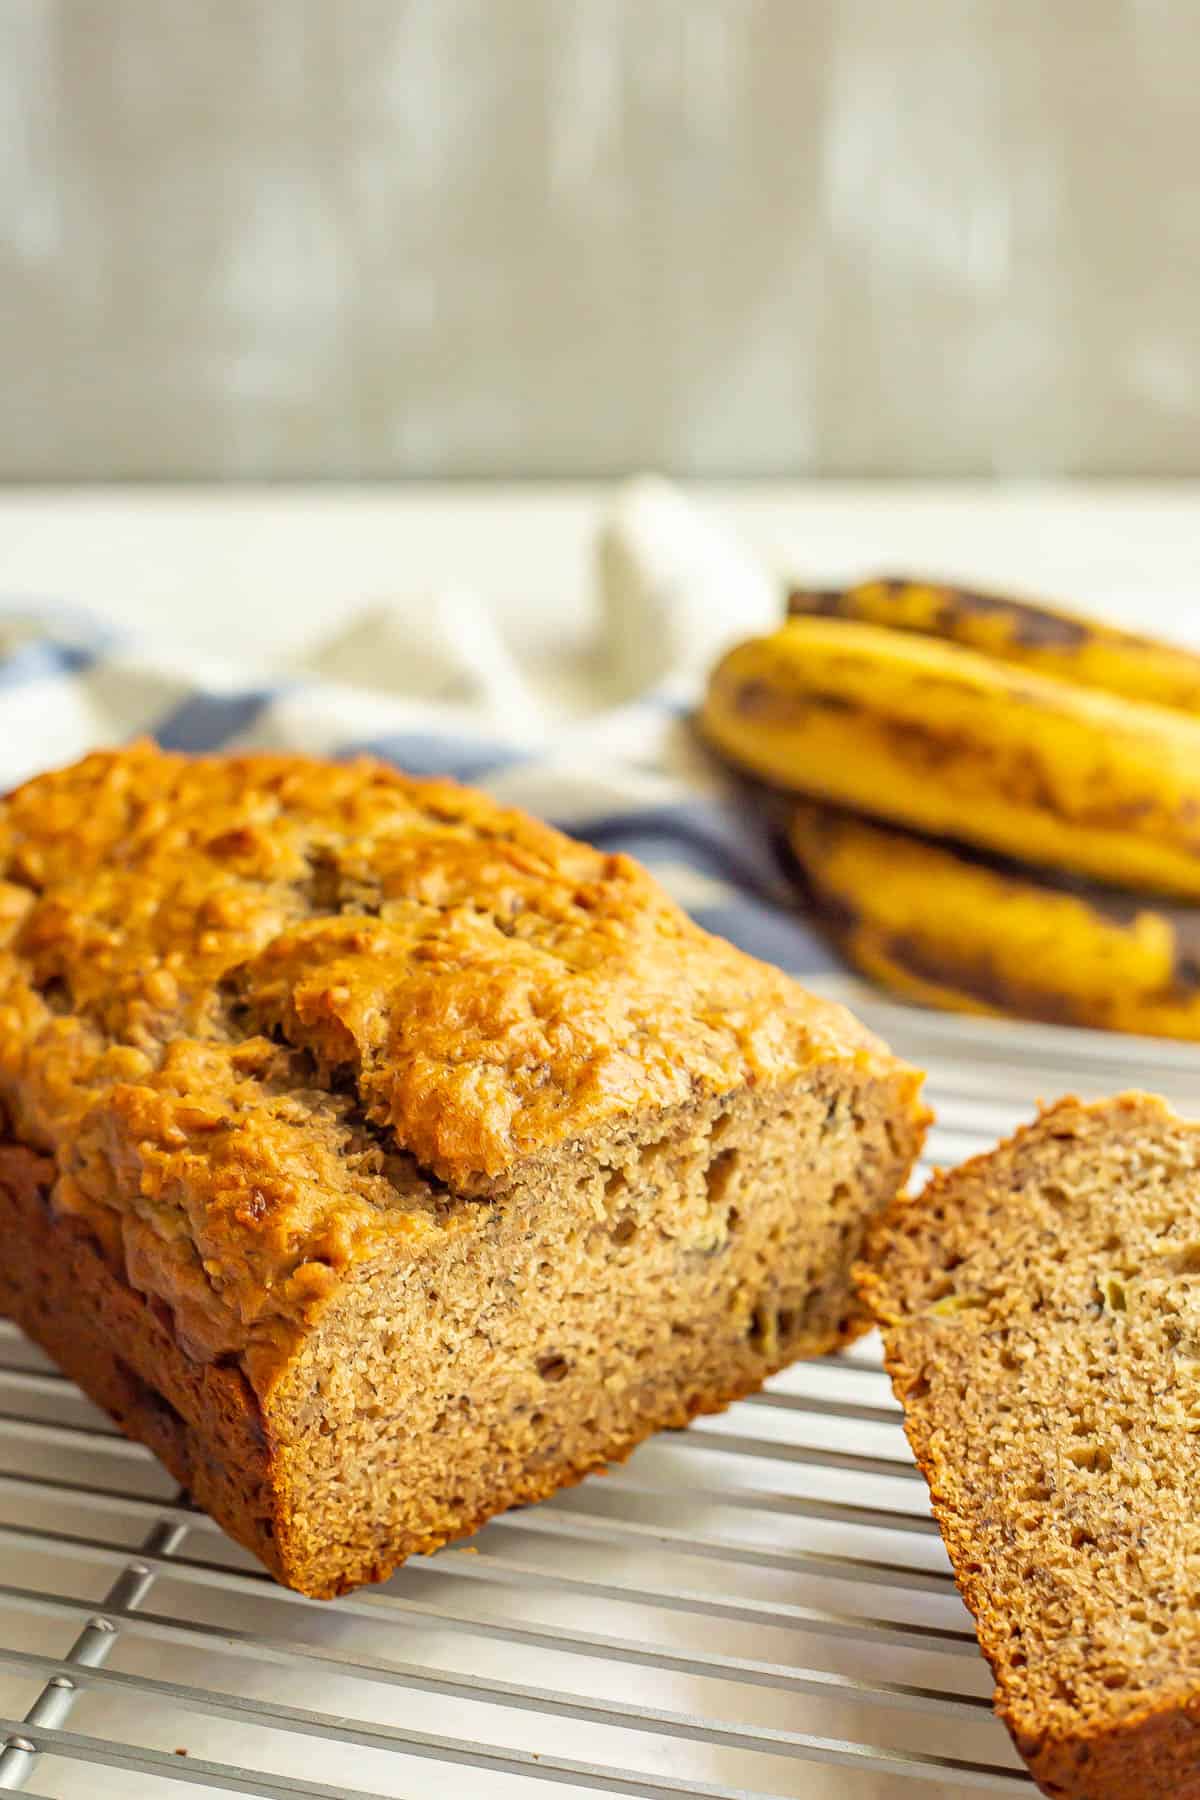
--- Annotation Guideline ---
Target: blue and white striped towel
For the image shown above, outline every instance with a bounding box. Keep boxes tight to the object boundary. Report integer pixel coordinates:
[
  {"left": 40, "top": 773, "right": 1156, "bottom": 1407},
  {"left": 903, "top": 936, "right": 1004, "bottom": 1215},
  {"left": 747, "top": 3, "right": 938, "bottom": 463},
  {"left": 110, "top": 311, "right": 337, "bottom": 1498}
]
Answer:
[{"left": 0, "top": 487, "right": 835, "bottom": 980}]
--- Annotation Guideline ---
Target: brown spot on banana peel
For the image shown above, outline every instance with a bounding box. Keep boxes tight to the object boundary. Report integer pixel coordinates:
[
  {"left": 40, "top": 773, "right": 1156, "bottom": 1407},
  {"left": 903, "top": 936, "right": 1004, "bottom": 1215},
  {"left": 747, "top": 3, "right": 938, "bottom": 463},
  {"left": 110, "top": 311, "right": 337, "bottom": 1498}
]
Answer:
[
  {"left": 729, "top": 679, "right": 855, "bottom": 723},
  {"left": 893, "top": 583, "right": 1091, "bottom": 651},
  {"left": 789, "top": 581, "right": 1095, "bottom": 650},
  {"left": 792, "top": 804, "right": 1200, "bottom": 1014},
  {"left": 892, "top": 832, "right": 1200, "bottom": 967},
  {"left": 728, "top": 678, "right": 779, "bottom": 720},
  {"left": 722, "top": 685, "right": 1192, "bottom": 840},
  {"left": 876, "top": 918, "right": 1200, "bottom": 1020},
  {"left": 1174, "top": 948, "right": 1200, "bottom": 991},
  {"left": 878, "top": 929, "right": 1085, "bottom": 1025},
  {"left": 788, "top": 591, "right": 851, "bottom": 620},
  {"left": 785, "top": 583, "right": 1200, "bottom": 719},
  {"left": 864, "top": 715, "right": 1133, "bottom": 828},
  {"left": 788, "top": 867, "right": 863, "bottom": 940},
  {"left": 786, "top": 831, "right": 1092, "bottom": 1027}
]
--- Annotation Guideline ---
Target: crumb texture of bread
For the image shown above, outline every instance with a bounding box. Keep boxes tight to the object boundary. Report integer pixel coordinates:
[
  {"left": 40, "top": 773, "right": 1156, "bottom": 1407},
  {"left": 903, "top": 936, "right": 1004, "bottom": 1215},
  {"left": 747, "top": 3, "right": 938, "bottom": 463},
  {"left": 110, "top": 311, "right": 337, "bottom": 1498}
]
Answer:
[
  {"left": 0, "top": 745, "right": 926, "bottom": 1594},
  {"left": 862, "top": 1093, "right": 1200, "bottom": 1799}
]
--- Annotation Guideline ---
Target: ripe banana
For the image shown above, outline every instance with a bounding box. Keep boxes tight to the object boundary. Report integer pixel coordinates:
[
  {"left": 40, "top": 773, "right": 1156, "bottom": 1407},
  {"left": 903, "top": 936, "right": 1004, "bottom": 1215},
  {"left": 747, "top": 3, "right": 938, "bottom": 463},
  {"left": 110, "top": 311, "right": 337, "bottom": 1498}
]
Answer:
[
  {"left": 786, "top": 801, "right": 1200, "bottom": 1039},
  {"left": 700, "top": 617, "right": 1200, "bottom": 898},
  {"left": 787, "top": 578, "right": 1200, "bottom": 715}
]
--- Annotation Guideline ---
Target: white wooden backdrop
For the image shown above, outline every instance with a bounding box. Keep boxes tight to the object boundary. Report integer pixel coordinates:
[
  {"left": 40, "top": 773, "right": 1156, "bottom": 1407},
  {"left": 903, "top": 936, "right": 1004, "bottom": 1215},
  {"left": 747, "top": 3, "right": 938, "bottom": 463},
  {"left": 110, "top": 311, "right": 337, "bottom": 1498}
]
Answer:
[{"left": 2, "top": 0, "right": 1198, "bottom": 479}]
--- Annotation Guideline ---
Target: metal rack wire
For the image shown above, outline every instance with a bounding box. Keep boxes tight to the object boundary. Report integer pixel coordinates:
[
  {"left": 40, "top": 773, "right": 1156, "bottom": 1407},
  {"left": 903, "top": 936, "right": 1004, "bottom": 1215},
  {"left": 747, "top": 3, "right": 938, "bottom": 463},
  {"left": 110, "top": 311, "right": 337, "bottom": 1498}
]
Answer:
[{"left": 1, "top": 984, "right": 1196, "bottom": 1799}]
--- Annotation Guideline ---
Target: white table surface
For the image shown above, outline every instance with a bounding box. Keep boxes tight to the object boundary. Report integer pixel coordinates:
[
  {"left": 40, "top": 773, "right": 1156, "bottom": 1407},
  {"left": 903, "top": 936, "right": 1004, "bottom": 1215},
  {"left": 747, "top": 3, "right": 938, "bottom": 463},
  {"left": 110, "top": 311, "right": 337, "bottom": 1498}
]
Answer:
[{"left": 1, "top": 482, "right": 1197, "bottom": 681}]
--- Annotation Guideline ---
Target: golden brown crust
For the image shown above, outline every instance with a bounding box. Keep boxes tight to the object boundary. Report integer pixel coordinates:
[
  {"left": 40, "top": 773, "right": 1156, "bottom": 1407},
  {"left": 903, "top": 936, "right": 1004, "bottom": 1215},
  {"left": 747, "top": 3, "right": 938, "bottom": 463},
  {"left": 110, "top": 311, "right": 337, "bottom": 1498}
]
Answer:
[{"left": 0, "top": 745, "right": 914, "bottom": 1384}]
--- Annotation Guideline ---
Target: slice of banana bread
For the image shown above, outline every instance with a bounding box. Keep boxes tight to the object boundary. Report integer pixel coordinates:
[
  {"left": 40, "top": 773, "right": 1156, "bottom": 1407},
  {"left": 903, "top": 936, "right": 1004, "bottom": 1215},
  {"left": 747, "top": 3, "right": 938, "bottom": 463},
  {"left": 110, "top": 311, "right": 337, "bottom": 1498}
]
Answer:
[
  {"left": 0, "top": 744, "right": 927, "bottom": 1597},
  {"left": 861, "top": 1094, "right": 1200, "bottom": 1799}
]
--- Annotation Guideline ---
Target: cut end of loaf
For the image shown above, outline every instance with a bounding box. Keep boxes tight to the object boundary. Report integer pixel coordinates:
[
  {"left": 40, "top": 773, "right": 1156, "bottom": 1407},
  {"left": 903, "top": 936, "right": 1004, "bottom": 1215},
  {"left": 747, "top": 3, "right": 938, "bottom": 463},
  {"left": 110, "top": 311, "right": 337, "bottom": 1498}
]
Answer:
[
  {"left": 269, "top": 1064, "right": 923, "bottom": 1596},
  {"left": 862, "top": 1093, "right": 1200, "bottom": 1798},
  {"left": 0, "top": 1054, "right": 924, "bottom": 1601}
]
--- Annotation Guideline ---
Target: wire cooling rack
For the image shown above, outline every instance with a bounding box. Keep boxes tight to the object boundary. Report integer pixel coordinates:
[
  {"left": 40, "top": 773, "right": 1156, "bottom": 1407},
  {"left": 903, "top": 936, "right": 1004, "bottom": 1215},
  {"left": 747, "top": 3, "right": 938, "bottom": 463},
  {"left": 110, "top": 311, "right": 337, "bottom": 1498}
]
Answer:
[{"left": 1, "top": 985, "right": 1198, "bottom": 1800}]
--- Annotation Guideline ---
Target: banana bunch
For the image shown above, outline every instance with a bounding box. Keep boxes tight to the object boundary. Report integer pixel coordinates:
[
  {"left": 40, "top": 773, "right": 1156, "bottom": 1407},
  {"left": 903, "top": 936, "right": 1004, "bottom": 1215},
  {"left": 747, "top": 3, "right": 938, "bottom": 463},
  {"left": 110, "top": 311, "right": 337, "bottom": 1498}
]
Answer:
[{"left": 700, "top": 585, "right": 1200, "bottom": 1036}]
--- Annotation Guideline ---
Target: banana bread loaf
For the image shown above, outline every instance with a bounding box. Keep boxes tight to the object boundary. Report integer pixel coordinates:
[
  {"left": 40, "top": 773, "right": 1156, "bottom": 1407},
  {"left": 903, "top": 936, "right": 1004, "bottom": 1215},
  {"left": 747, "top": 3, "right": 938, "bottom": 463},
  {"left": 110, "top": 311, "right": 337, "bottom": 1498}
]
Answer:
[
  {"left": 861, "top": 1094, "right": 1200, "bottom": 1799},
  {"left": 0, "top": 744, "right": 926, "bottom": 1597}
]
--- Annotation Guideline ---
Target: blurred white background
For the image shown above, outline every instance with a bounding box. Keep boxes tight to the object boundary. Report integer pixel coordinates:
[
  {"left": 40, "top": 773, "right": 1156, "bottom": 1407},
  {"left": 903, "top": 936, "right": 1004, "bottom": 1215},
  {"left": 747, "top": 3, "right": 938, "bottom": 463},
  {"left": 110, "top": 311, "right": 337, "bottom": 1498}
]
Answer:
[{"left": 3, "top": 0, "right": 1198, "bottom": 480}]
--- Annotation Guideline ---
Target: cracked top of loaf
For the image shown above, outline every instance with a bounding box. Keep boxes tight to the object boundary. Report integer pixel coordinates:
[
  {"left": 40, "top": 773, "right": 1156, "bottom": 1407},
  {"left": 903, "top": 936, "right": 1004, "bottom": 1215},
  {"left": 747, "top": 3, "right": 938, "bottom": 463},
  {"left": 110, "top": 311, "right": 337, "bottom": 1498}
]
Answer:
[{"left": 0, "top": 744, "right": 922, "bottom": 1379}]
